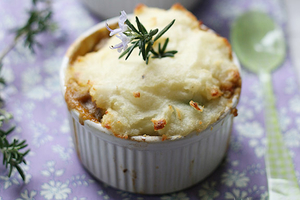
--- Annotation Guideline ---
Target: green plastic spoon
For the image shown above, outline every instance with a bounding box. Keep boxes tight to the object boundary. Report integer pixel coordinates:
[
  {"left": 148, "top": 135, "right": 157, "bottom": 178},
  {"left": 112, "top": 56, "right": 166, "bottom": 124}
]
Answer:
[{"left": 231, "top": 11, "right": 300, "bottom": 199}]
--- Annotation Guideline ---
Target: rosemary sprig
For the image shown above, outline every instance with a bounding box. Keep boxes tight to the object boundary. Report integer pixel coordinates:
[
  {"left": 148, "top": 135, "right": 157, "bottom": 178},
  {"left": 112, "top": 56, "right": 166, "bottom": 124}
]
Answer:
[
  {"left": 0, "top": 0, "right": 54, "bottom": 61},
  {"left": 0, "top": 0, "right": 55, "bottom": 181},
  {"left": 121, "top": 18, "right": 177, "bottom": 64},
  {"left": 15, "top": 3, "right": 53, "bottom": 52},
  {"left": 0, "top": 110, "right": 30, "bottom": 181},
  {"left": 106, "top": 11, "right": 177, "bottom": 64}
]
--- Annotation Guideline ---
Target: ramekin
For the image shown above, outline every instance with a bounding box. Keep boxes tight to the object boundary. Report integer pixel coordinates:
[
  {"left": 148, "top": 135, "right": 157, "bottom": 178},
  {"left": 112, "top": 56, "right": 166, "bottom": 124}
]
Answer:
[
  {"left": 79, "top": 0, "right": 201, "bottom": 18},
  {"left": 60, "top": 16, "right": 240, "bottom": 194}
]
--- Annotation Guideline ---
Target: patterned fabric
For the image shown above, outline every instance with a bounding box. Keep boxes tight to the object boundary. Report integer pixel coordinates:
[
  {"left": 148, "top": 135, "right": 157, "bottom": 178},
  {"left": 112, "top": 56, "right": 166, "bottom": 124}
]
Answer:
[{"left": 0, "top": 0, "right": 299, "bottom": 199}]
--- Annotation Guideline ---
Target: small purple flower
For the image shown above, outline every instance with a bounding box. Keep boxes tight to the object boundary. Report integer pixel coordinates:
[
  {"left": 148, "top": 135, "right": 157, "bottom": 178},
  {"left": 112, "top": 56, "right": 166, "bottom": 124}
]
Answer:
[
  {"left": 106, "top": 10, "right": 128, "bottom": 36},
  {"left": 110, "top": 33, "right": 131, "bottom": 52}
]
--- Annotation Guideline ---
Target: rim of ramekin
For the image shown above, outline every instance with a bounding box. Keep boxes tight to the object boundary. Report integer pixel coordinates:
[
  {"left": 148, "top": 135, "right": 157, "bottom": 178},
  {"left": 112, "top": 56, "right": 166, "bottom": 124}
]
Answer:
[{"left": 60, "top": 14, "right": 241, "bottom": 143}]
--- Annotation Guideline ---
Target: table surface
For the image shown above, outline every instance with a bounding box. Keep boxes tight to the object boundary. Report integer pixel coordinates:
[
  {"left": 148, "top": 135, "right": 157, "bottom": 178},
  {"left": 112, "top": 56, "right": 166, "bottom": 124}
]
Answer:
[{"left": 0, "top": 0, "right": 300, "bottom": 199}]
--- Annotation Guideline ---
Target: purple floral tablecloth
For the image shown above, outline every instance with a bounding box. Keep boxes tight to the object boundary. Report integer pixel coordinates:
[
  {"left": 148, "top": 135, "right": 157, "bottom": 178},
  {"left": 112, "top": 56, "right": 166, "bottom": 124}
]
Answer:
[{"left": 1, "top": 0, "right": 299, "bottom": 199}]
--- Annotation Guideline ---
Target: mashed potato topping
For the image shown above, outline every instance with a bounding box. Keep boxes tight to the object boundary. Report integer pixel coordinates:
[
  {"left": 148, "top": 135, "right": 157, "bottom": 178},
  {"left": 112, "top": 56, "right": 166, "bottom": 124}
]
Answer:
[{"left": 65, "top": 4, "right": 241, "bottom": 138}]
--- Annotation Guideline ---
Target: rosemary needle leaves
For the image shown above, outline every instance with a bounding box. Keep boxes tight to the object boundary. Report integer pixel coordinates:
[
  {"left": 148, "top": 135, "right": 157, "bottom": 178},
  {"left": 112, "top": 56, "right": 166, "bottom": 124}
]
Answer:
[
  {"left": 0, "top": 71, "right": 30, "bottom": 181},
  {"left": 0, "top": 0, "right": 55, "bottom": 181},
  {"left": 0, "top": 116, "right": 30, "bottom": 181},
  {"left": 14, "top": 0, "right": 54, "bottom": 53},
  {"left": 106, "top": 11, "right": 178, "bottom": 64}
]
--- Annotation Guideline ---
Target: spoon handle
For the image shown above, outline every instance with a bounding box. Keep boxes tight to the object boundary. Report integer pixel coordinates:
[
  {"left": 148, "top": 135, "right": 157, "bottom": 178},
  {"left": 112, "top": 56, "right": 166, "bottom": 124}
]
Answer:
[{"left": 259, "top": 72, "right": 300, "bottom": 199}]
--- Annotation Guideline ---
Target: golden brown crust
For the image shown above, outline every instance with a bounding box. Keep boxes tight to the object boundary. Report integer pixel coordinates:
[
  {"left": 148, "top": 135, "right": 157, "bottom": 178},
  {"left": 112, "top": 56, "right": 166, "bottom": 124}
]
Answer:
[
  {"left": 103, "top": 123, "right": 111, "bottom": 129},
  {"left": 171, "top": 3, "right": 186, "bottom": 10},
  {"left": 151, "top": 119, "right": 167, "bottom": 131},
  {"left": 114, "top": 133, "right": 129, "bottom": 139},
  {"left": 133, "top": 92, "right": 140, "bottom": 98},
  {"left": 134, "top": 4, "right": 147, "bottom": 15},
  {"left": 175, "top": 108, "right": 182, "bottom": 120},
  {"left": 222, "top": 37, "right": 233, "bottom": 60},
  {"left": 171, "top": 3, "right": 198, "bottom": 23},
  {"left": 189, "top": 100, "right": 204, "bottom": 112},
  {"left": 198, "top": 21, "right": 209, "bottom": 31},
  {"left": 220, "top": 69, "right": 241, "bottom": 98},
  {"left": 211, "top": 88, "right": 223, "bottom": 98},
  {"left": 161, "top": 134, "right": 168, "bottom": 141},
  {"left": 230, "top": 108, "right": 238, "bottom": 117}
]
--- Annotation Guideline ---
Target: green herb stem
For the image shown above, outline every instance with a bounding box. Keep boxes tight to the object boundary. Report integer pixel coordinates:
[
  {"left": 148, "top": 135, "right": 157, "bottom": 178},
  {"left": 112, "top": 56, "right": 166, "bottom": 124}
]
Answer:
[
  {"left": 0, "top": 0, "right": 55, "bottom": 181},
  {"left": 119, "top": 17, "right": 177, "bottom": 64},
  {"left": 0, "top": 38, "right": 20, "bottom": 64}
]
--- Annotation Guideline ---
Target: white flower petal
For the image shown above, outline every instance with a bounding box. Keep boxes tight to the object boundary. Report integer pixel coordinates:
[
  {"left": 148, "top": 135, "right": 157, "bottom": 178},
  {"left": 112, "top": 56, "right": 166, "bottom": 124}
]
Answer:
[{"left": 106, "top": 10, "right": 128, "bottom": 37}]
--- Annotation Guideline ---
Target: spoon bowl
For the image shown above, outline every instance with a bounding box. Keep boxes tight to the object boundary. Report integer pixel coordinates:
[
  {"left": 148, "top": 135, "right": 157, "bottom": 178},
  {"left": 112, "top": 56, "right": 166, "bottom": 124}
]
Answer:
[{"left": 231, "top": 11, "right": 286, "bottom": 73}]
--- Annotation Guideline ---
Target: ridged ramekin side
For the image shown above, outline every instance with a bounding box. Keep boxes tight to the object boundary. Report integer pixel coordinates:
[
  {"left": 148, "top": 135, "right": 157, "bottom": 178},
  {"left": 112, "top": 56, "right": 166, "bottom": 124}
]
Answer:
[{"left": 68, "top": 110, "right": 233, "bottom": 194}]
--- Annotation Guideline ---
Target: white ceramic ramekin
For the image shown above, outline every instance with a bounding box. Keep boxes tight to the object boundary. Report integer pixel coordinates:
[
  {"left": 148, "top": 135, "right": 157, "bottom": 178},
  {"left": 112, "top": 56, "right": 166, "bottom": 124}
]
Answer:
[
  {"left": 60, "top": 17, "right": 240, "bottom": 195},
  {"left": 80, "top": 0, "right": 201, "bottom": 18}
]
